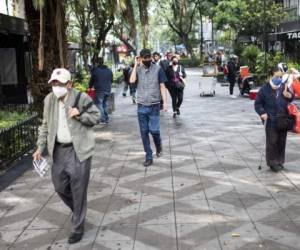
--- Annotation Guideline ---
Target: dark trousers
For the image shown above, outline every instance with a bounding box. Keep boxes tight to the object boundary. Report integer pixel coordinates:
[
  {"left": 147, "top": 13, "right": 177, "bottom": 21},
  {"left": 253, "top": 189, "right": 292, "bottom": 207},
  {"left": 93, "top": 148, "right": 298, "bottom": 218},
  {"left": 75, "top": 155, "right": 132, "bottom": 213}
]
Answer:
[
  {"left": 228, "top": 77, "right": 235, "bottom": 95},
  {"left": 265, "top": 127, "right": 287, "bottom": 167},
  {"left": 137, "top": 104, "right": 162, "bottom": 160},
  {"left": 169, "top": 87, "right": 184, "bottom": 112},
  {"left": 52, "top": 144, "right": 91, "bottom": 233}
]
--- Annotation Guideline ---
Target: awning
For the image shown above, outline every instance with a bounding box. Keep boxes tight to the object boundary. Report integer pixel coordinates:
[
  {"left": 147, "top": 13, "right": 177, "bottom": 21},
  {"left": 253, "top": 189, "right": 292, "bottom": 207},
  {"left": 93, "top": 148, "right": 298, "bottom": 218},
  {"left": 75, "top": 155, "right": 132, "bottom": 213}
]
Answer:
[
  {"left": 269, "top": 30, "right": 300, "bottom": 41},
  {"left": 0, "top": 13, "right": 27, "bottom": 35}
]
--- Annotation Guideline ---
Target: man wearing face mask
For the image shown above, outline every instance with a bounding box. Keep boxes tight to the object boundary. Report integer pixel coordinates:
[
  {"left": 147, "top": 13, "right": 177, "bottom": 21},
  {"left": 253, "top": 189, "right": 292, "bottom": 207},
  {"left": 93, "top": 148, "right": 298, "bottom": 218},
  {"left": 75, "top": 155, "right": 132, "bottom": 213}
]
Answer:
[
  {"left": 32, "top": 68, "right": 100, "bottom": 244},
  {"left": 129, "top": 49, "right": 168, "bottom": 167},
  {"left": 255, "top": 67, "right": 294, "bottom": 172}
]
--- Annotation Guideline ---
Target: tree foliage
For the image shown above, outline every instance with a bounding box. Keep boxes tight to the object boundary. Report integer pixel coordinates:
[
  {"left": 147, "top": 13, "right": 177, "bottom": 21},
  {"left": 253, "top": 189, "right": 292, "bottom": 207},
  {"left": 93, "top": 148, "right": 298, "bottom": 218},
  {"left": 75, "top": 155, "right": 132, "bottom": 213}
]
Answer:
[{"left": 214, "top": 0, "right": 284, "bottom": 38}]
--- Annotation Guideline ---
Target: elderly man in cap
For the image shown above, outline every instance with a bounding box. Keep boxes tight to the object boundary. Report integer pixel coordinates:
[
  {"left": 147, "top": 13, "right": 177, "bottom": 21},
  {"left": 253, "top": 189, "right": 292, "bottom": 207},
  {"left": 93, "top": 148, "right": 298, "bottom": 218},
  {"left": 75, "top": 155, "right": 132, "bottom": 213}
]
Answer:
[
  {"left": 33, "top": 68, "right": 100, "bottom": 244},
  {"left": 130, "top": 49, "right": 168, "bottom": 167}
]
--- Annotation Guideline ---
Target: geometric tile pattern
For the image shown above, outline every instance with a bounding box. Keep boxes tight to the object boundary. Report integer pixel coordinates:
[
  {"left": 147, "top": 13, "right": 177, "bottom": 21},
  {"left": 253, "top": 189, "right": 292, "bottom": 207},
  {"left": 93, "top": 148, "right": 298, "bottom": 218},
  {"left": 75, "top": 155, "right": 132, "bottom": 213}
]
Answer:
[{"left": 1, "top": 68, "right": 300, "bottom": 249}]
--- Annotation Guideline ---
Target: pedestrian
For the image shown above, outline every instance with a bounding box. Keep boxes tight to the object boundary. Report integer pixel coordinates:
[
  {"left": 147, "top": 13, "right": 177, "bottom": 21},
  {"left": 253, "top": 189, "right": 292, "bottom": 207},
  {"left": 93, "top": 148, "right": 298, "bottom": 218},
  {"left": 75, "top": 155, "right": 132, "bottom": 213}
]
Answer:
[
  {"left": 89, "top": 57, "right": 113, "bottom": 124},
  {"left": 254, "top": 67, "right": 294, "bottom": 172},
  {"left": 33, "top": 68, "right": 100, "bottom": 244},
  {"left": 160, "top": 52, "right": 173, "bottom": 73},
  {"left": 227, "top": 55, "right": 237, "bottom": 98},
  {"left": 166, "top": 55, "right": 187, "bottom": 118},
  {"left": 122, "top": 63, "right": 132, "bottom": 97},
  {"left": 129, "top": 48, "right": 168, "bottom": 167},
  {"left": 128, "top": 62, "right": 137, "bottom": 104},
  {"left": 153, "top": 52, "right": 161, "bottom": 65}
]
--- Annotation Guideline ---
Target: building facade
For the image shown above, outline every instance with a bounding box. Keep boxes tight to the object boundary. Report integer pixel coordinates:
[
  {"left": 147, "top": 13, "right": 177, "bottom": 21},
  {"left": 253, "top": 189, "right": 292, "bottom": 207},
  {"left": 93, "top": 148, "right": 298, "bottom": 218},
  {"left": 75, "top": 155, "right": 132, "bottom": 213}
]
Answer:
[
  {"left": 270, "top": 0, "right": 300, "bottom": 62},
  {"left": 0, "top": 0, "right": 29, "bottom": 104}
]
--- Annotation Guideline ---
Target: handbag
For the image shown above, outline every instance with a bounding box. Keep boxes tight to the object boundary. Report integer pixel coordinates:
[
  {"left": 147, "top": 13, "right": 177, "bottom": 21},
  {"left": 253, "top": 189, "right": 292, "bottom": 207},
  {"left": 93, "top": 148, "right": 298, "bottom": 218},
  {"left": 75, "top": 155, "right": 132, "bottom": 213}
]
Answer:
[
  {"left": 287, "top": 103, "right": 300, "bottom": 133},
  {"left": 276, "top": 114, "right": 295, "bottom": 131},
  {"left": 173, "top": 66, "right": 186, "bottom": 89},
  {"left": 272, "top": 88, "right": 294, "bottom": 131}
]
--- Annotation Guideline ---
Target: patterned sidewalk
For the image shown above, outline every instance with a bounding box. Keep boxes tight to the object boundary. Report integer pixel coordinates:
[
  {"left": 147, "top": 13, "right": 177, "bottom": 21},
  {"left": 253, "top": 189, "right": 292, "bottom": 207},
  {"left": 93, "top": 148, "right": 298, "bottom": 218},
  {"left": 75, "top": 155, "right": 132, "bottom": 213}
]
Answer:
[{"left": 1, "top": 68, "right": 300, "bottom": 250}]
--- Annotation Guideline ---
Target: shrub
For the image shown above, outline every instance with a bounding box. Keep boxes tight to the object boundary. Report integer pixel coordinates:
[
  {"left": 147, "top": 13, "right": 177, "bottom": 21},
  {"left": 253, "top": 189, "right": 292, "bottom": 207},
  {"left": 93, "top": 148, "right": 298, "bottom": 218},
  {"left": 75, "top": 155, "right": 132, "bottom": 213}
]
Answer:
[
  {"left": 180, "top": 56, "right": 202, "bottom": 67},
  {"left": 242, "top": 45, "right": 261, "bottom": 72},
  {"left": 0, "top": 111, "right": 31, "bottom": 130}
]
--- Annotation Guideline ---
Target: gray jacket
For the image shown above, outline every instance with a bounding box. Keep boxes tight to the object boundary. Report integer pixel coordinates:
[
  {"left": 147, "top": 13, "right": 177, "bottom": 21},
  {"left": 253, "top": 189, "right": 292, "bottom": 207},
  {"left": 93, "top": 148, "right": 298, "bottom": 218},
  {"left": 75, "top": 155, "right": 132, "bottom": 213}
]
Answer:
[
  {"left": 37, "top": 88, "right": 100, "bottom": 165},
  {"left": 136, "top": 64, "right": 161, "bottom": 106}
]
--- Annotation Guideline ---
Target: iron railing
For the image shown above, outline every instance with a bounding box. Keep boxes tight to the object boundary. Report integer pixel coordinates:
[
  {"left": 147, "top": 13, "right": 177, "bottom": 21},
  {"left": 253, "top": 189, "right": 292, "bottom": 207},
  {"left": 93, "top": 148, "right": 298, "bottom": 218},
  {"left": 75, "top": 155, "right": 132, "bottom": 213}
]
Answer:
[{"left": 0, "top": 106, "right": 39, "bottom": 170}]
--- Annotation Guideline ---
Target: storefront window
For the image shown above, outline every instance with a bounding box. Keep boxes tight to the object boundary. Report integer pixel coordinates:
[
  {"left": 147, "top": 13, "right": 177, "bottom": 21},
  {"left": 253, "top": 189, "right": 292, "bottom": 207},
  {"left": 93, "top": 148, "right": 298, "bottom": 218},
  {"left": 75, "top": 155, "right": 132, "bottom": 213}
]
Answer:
[{"left": 0, "top": 48, "right": 18, "bottom": 85}]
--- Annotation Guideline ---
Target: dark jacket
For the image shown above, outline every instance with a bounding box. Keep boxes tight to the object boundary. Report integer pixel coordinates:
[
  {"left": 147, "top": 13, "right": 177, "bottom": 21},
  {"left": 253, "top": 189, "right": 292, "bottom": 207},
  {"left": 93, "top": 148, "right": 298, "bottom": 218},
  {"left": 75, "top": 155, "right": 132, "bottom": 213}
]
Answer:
[
  {"left": 89, "top": 65, "right": 113, "bottom": 93},
  {"left": 227, "top": 60, "right": 237, "bottom": 80},
  {"left": 160, "top": 59, "right": 171, "bottom": 72},
  {"left": 166, "top": 64, "right": 186, "bottom": 88},
  {"left": 254, "top": 82, "right": 294, "bottom": 127}
]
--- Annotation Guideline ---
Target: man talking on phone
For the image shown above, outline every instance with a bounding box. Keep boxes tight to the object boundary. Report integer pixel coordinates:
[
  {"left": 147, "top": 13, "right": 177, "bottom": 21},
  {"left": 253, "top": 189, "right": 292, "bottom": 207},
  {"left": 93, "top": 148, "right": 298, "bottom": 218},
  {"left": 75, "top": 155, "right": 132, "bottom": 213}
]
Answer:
[{"left": 130, "top": 49, "right": 168, "bottom": 167}]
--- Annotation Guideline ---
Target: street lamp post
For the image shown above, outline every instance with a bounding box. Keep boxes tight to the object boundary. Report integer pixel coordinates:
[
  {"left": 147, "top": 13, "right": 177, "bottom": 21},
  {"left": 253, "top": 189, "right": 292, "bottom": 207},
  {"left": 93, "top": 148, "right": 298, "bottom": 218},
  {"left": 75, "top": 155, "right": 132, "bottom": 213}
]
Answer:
[{"left": 263, "top": 0, "right": 267, "bottom": 72}]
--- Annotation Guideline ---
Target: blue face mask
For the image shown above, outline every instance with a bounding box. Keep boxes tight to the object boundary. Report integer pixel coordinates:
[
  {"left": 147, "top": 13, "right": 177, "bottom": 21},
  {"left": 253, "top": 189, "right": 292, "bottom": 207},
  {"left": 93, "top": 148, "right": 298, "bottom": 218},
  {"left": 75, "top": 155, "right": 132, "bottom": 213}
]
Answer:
[{"left": 272, "top": 77, "right": 282, "bottom": 86}]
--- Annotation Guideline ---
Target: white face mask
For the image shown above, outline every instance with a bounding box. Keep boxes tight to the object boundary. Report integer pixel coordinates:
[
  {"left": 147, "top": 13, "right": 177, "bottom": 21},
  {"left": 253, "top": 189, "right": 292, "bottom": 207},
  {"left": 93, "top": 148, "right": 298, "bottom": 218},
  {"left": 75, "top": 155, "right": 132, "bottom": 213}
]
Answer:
[{"left": 52, "top": 86, "right": 68, "bottom": 98}]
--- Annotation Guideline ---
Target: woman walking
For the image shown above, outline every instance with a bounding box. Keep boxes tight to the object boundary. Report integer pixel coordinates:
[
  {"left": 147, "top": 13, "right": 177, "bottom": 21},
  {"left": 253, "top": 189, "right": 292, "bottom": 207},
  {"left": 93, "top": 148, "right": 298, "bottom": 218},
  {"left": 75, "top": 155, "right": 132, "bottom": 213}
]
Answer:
[
  {"left": 166, "top": 56, "right": 187, "bottom": 118},
  {"left": 255, "top": 67, "right": 294, "bottom": 172}
]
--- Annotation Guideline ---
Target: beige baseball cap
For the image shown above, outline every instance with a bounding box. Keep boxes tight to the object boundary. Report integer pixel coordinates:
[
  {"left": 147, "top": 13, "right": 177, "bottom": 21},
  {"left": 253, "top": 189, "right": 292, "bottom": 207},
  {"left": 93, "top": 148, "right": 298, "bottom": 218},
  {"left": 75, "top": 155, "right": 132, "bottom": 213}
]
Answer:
[{"left": 48, "top": 68, "right": 71, "bottom": 84}]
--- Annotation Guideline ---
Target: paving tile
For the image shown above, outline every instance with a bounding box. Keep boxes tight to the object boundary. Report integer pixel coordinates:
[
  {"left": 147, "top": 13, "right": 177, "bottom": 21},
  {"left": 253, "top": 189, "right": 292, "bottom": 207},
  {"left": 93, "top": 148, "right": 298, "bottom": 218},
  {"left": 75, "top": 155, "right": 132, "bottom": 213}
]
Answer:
[{"left": 1, "top": 69, "right": 300, "bottom": 250}]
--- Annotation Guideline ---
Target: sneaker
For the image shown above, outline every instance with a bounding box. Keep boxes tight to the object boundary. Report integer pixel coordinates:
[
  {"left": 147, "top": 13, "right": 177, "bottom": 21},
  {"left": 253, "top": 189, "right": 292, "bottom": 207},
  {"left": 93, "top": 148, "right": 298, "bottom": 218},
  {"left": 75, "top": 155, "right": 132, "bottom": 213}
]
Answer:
[
  {"left": 176, "top": 109, "right": 180, "bottom": 115},
  {"left": 68, "top": 232, "right": 83, "bottom": 244},
  {"left": 173, "top": 112, "right": 177, "bottom": 118},
  {"left": 100, "top": 121, "right": 109, "bottom": 125},
  {"left": 143, "top": 159, "right": 153, "bottom": 167},
  {"left": 230, "top": 95, "right": 237, "bottom": 99},
  {"left": 156, "top": 146, "right": 162, "bottom": 157},
  {"left": 132, "top": 98, "right": 136, "bottom": 104},
  {"left": 270, "top": 165, "right": 281, "bottom": 173}
]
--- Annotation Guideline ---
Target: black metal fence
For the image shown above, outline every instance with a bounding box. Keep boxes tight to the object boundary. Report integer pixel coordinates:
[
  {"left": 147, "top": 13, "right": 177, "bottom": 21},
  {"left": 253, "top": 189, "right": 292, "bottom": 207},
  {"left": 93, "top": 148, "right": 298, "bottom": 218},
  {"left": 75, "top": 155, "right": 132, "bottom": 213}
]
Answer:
[{"left": 0, "top": 106, "right": 39, "bottom": 170}]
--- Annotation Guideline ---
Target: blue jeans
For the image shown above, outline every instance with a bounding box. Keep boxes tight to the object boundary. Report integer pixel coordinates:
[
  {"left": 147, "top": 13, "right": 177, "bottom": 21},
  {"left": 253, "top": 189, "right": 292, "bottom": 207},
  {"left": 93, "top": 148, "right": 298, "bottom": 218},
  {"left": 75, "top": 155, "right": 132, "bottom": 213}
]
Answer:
[
  {"left": 137, "top": 104, "right": 162, "bottom": 160},
  {"left": 95, "top": 92, "right": 110, "bottom": 122}
]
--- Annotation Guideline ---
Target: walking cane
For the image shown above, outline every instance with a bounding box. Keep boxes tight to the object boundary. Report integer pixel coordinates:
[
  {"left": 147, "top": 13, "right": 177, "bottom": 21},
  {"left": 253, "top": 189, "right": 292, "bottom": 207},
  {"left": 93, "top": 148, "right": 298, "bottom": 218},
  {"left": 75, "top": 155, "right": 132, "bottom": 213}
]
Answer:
[{"left": 258, "top": 119, "right": 267, "bottom": 170}]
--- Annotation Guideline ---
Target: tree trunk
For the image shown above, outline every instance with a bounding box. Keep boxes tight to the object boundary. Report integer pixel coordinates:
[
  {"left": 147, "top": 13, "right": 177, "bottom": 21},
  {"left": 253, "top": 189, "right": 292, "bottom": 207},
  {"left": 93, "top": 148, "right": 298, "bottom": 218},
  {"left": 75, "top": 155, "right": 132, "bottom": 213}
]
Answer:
[
  {"left": 182, "top": 34, "right": 193, "bottom": 56},
  {"left": 81, "top": 36, "right": 89, "bottom": 72},
  {"left": 137, "top": 0, "right": 149, "bottom": 48},
  {"left": 25, "top": 0, "right": 67, "bottom": 111},
  {"left": 199, "top": 9, "right": 204, "bottom": 61}
]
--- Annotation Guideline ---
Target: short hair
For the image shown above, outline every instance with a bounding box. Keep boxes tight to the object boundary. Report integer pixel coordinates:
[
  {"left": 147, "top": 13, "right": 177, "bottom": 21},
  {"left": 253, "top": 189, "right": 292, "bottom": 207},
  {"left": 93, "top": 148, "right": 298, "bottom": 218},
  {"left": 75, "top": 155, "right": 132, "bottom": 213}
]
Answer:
[
  {"left": 94, "top": 57, "right": 104, "bottom": 65},
  {"left": 270, "top": 66, "right": 283, "bottom": 76},
  {"left": 153, "top": 52, "right": 160, "bottom": 57},
  {"left": 171, "top": 56, "right": 178, "bottom": 61}
]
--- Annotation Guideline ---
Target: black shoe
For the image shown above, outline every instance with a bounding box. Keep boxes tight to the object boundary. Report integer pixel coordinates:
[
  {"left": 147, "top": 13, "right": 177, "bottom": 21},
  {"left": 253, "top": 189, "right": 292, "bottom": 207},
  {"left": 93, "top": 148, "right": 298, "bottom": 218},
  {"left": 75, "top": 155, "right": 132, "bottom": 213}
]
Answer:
[
  {"left": 68, "top": 232, "right": 83, "bottom": 244},
  {"left": 176, "top": 109, "right": 180, "bottom": 115},
  {"left": 143, "top": 159, "right": 153, "bottom": 167},
  {"left": 156, "top": 147, "right": 163, "bottom": 157},
  {"left": 270, "top": 165, "right": 281, "bottom": 173},
  {"left": 278, "top": 164, "right": 285, "bottom": 169},
  {"left": 173, "top": 113, "right": 177, "bottom": 118},
  {"left": 123, "top": 93, "right": 126, "bottom": 97}
]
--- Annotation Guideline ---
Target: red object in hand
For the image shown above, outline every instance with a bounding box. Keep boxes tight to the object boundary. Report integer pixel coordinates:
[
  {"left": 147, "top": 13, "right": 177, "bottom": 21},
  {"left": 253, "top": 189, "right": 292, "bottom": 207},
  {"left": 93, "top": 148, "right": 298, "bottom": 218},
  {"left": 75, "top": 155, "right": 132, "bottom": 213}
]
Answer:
[
  {"left": 87, "top": 88, "right": 96, "bottom": 100},
  {"left": 288, "top": 104, "right": 300, "bottom": 133},
  {"left": 249, "top": 89, "right": 259, "bottom": 100},
  {"left": 292, "top": 79, "right": 300, "bottom": 99}
]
